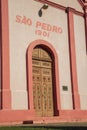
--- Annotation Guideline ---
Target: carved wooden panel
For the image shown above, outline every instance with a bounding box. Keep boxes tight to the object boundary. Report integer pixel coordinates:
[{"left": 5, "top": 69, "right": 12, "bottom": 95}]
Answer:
[
  {"left": 32, "top": 47, "right": 54, "bottom": 117},
  {"left": 42, "top": 68, "right": 53, "bottom": 116},
  {"left": 32, "top": 67, "right": 42, "bottom": 116},
  {"left": 40, "top": 48, "right": 52, "bottom": 61},
  {"left": 32, "top": 60, "right": 41, "bottom": 67},
  {"left": 32, "top": 48, "right": 39, "bottom": 59},
  {"left": 32, "top": 47, "right": 52, "bottom": 61},
  {"left": 41, "top": 61, "right": 51, "bottom": 68}
]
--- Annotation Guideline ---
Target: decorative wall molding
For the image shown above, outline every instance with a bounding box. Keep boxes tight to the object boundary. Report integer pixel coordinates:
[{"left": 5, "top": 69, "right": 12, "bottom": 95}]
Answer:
[
  {"left": 78, "top": 0, "right": 87, "bottom": 52},
  {"left": 67, "top": 9, "right": 81, "bottom": 110},
  {"left": 0, "top": 0, "right": 11, "bottom": 110},
  {"left": 27, "top": 39, "right": 61, "bottom": 116},
  {"left": 34, "top": 0, "right": 84, "bottom": 16}
]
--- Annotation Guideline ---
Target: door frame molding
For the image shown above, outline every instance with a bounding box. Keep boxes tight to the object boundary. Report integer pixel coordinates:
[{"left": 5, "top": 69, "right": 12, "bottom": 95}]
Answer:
[{"left": 27, "top": 39, "right": 61, "bottom": 116}]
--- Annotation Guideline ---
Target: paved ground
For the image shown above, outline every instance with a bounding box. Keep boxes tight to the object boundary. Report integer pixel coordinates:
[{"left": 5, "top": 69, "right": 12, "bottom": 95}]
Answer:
[
  {"left": 18, "top": 122, "right": 87, "bottom": 129},
  {"left": 21, "top": 122, "right": 87, "bottom": 126},
  {"left": 0, "top": 122, "right": 87, "bottom": 129}
]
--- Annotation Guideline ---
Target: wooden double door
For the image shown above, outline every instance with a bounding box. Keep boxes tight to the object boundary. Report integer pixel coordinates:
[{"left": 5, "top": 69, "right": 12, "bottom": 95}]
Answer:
[{"left": 32, "top": 47, "right": 54, "bottom": 117}]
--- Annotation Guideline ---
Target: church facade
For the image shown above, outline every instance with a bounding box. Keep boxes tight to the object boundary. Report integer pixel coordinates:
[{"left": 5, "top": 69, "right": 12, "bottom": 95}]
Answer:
[{"left": 0, "top": 0, "right": 87, "bottom": 124}]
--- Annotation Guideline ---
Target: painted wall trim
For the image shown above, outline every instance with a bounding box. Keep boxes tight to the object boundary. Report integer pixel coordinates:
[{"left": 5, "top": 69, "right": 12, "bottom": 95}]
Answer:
[
  {"left": 34, "top": 0, "right": 84, "bottom": 16},
  {"left": 0, "top": 0, "right": 11, "bottom": 109},
  {"left": 27, "top": 39, "right": 61, "bottom": 116},
  {"left": 78, "top": 0, "right": 87, "bottom": 52},
  {"left": 67, "top": 8, "right": 81, "bottom": 110},
  {"left": 0, "top": 110, "right": 87, "bottom": 124},
  {"left": 83, "top": 5, "right": 87, "bottom": 53}
]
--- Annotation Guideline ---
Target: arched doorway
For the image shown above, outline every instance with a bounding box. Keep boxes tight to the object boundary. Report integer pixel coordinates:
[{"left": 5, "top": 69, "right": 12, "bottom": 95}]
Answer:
[
  {"left": 32, "top": 46, "right": 54, "bottom": 117},
  {"left": 27, "top": 39, "right": 61, "bottom": 117}
]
